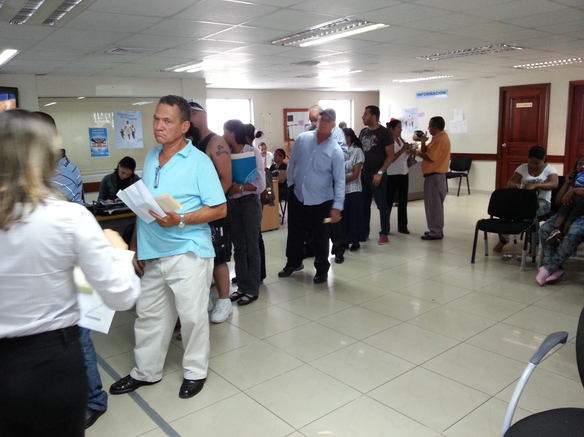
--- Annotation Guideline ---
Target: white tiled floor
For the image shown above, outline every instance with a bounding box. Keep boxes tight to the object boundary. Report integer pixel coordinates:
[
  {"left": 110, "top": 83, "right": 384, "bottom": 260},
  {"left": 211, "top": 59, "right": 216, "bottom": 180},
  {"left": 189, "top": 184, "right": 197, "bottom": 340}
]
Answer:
[{"left": 88, "top": 193, "right": 584, "bottom": 437}]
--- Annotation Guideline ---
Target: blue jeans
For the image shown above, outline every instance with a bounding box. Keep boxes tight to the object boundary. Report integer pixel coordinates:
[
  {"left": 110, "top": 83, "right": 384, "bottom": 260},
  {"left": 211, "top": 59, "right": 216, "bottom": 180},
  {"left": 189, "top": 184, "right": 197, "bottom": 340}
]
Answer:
[
  {"left": 361, "top": 171, "right": 389, "bottom": 236},
  {"left": 540, "top": 214, "right": 584, "bottom": 273},
  {"left": 79, "top": 327, "right": 107, "bottom": 411}
]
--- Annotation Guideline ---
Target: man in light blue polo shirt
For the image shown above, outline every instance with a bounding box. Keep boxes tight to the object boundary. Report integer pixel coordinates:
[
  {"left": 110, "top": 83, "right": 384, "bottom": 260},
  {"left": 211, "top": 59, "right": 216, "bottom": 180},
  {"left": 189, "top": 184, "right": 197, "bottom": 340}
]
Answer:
[
  {"left": 110, "top": 95, "right": 226, "bottom": 400},
  {"left": 278, "top": 108, "right": 345, "bottom": 284}
]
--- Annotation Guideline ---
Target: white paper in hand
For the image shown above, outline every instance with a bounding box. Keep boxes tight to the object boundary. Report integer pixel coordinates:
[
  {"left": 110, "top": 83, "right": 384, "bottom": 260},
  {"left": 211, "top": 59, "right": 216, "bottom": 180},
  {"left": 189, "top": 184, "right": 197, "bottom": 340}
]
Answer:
[
  {"left": 74, "top": 267, "right": 116, "bottom": 334},
  {"left": 117, "top": 180, "right": 166, "bottom": 224}
]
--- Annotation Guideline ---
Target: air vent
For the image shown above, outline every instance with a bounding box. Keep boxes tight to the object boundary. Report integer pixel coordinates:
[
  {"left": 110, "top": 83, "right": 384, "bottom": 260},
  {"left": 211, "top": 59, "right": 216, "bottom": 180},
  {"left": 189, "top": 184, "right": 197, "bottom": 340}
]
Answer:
[
  {"left": 106, "top": 47, "right": 158, "bottom": 55},
  {"left": 410, "top": 69, "right": 436, "bottom": 74}
]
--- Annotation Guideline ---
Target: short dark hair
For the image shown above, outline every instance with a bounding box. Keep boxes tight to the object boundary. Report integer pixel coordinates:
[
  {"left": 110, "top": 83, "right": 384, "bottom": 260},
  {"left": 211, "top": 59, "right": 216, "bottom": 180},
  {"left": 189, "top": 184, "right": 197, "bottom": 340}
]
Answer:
[
  {"left": 224, "top": 119, "right": 247, "bottom": 145},
  {"left": 387, "top": 119, "right": 401, "bottom": 130},
  {"left": 158, "top": 95, "right": 191, "bottom": 123},
  {"left": 528, "top": 145, "right": 546, "bottom": 161},
  {"left": 429, "top": 116, "right": 445, "bottom": 131},
  {"left": 365, "top": 105, "right": 380, "bottom": 121}
]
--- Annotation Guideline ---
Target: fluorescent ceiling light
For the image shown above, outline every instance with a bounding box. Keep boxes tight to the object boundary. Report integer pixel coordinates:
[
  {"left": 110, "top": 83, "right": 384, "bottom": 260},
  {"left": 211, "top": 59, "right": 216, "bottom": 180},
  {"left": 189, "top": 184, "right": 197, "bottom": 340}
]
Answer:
[
  {"left": 132, "top": 101, "right": 154, "bottom": 106},
  {"left": 10, "top": 0, "right": 44, "bottom": 24},
  {"left": 269, "top": 18, "right": 388, "bottom": 48},
  {"left": 513, "top": 57, "right": 583, "bottom": 69},
  {"left": 299, "top": 23, "right": 388, "bottom": 47},
  {"left": 0, "top": 49, "right": 19, "bottom": 66},
  {"left": 393, "top": 75, "right": 454, "bottom": 83},
  {"left": 417, "top": 44, "right": 522, "bottom": 61},
  {"left": 42, "top": 0, "right": 84, "bottom": 26},
  {"left": 77, "top": 96, "right": 85, "bottom": 99},
  {"left": 44, "top": 102, "right": 57, "bottom": 106},
  {"left": 162, "top": 61, "right": 204, "bottom": 73}
]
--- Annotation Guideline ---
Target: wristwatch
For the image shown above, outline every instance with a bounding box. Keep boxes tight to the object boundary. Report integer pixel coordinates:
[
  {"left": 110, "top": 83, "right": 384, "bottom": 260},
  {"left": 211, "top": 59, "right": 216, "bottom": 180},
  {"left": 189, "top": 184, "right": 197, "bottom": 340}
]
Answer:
[
  {"left": 377, "top": 171, "right": 383, "bottom": 175},
  {"left": 178, "top": 214, "right": 186, "bottom": 228}
]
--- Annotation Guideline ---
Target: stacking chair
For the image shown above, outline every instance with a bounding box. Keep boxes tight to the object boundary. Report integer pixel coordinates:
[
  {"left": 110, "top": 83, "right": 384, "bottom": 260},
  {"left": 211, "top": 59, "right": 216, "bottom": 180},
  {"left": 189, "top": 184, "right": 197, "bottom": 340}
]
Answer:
[
  {"left": 279, "top": 197, "right": 288, "bottom": 225},
  {"left": 446, "top": 155, "right": 472, "bottom": 196},
  {"left": 501, "top": 306, "right": 584, "bottom": 436},
  {"left": 471, "top": 188, "right": 539, "bottom": 271}
]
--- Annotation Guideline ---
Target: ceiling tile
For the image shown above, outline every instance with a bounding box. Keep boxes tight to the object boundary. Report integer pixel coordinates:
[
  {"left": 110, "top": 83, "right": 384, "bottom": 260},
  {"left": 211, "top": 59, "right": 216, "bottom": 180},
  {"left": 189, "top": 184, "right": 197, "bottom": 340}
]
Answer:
[
  {"left": 179, "top": 1, "right": 279, "bottom": 25},
  {"left": 63, "top": 10, "right": 161, "bottom": 33},
  {"left": 244, "top": 9, "right": 336, "bottom": 31}
]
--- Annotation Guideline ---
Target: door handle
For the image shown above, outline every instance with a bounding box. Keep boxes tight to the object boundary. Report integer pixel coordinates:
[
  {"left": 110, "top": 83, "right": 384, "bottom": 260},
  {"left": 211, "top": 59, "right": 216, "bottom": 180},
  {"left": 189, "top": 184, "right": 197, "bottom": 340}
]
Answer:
[{"left": 501, "top": 143, "right": 507, "bottom": 148}]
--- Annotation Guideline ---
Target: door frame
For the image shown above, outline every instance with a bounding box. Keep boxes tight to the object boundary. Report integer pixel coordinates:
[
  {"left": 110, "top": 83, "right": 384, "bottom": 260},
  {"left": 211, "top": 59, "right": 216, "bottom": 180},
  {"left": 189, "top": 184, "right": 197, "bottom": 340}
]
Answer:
[
  {"left": 496, "top": 83, "right": 551, "bottom": 188},
  {"left": 564, "top": 80, "right": 584, "bottom": 172}
]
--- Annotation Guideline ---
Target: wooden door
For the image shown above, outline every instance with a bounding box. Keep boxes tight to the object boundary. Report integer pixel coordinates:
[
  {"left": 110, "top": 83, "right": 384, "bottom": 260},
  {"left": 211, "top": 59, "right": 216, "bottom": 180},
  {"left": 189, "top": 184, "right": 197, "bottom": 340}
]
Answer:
[
  {"left": 564, "top": 81, "right": 584, "bottom": 173},
  {"left": 496, "top": 83, "right": 550, "bottom": 188}
]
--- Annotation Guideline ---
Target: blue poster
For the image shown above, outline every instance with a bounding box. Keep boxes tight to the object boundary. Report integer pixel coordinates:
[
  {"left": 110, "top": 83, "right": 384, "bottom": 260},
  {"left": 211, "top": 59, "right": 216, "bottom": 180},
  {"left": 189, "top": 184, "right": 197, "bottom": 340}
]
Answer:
[
  {"left": 114, "top": 110, "right": 144, "bottom": 149},
  {"left": 89, "top": 128, "right": 109, "bottom": 157}
]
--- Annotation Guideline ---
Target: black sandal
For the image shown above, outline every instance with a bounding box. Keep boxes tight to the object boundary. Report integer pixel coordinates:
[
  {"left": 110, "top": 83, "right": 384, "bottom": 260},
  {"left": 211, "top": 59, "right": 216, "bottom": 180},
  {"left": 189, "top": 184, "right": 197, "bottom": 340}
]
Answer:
[
  {"left": 237, "top": 295, "right": 258, "bottom": 306},
  {"left": 229, "top": 291, "right": 246, "bottom": 302}
]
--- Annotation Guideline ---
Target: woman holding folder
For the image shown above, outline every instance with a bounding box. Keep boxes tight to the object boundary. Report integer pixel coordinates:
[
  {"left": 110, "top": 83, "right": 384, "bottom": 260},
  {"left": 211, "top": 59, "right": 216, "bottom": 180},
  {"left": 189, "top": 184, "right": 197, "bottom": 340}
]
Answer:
[{"left": 223, "top": 119, "right": 265, "bottom": 305}]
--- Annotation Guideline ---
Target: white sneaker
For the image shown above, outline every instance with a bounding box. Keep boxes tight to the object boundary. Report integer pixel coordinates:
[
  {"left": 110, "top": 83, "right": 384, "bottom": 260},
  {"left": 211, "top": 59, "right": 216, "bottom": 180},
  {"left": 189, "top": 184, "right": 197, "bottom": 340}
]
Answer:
[
  {"left": 210, "top": 299, "right": 233, "bottom": 323},
  {"left": 207, "top": 298, "right": 214, "bottom": 312}
]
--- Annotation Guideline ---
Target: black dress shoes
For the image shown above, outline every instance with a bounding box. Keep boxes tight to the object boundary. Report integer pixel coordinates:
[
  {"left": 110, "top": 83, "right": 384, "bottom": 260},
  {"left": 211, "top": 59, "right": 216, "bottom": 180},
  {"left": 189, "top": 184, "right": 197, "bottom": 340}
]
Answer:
[
  {"left": 349, "top": 243, "right": 360, "bottom": 251},
  {"left": 313, "top": 273, "right": 328, "bottom": 284},
  {"left": 179, "top": 378, "right": 206, "bottom": 399},
  {"left": 398, "top": 228, "right": 410, "bottom": 234},
  {"left": 85, "top": 408, "right": 106, "bottom": 429},
  {"left": 421, "top": 234, "right": 443, "bottom": 240},
  {"left": 278, "top": 263, "right": 303, "bottom": 277},
  {"left": 110, "top": 375, "right": 160, "bottom": 395},
  {"left": 334, "top": 252, "right": 344, "bottom": 264}
]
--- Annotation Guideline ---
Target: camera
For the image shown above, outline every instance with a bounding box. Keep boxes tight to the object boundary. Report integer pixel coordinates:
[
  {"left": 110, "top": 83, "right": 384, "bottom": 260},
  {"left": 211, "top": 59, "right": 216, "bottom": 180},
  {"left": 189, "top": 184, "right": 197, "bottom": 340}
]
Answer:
[{"left": 414, "top": 130, "right": 425, "bottom": 138}]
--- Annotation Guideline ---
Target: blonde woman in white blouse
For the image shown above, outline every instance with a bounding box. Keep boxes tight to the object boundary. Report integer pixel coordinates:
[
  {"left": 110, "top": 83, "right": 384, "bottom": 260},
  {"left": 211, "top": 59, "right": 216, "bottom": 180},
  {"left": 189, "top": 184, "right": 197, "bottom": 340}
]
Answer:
[{"left": 0, "top": 110, "right": 140, "bottom": 436}]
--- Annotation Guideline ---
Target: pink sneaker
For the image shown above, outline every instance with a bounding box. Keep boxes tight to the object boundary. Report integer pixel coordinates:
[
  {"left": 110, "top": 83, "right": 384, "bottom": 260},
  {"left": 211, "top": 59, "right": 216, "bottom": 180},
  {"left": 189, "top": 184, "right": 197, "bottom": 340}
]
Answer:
[
  {"left": 377, "top": 235, "right": 389, "bottom": 245},
  {"left": 545, "top": 269, "right": 565, "bottom": 284},
  {"left": 536, "top": 267, "right": 551, "bottom": 286}
]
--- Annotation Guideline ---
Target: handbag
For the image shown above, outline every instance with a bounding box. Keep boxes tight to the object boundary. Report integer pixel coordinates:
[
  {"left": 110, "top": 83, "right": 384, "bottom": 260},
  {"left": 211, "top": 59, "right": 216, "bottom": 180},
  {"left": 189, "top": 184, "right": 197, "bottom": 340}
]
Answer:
[{"left": 407, "top": 153, "right": 417, "bottom": 168}]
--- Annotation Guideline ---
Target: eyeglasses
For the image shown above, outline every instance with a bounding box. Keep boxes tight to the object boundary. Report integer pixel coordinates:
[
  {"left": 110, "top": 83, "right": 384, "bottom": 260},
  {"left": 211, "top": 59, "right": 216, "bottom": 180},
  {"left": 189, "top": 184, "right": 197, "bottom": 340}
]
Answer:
[{"left": 154, "top": 165, "right": 161, "bottom": 188}]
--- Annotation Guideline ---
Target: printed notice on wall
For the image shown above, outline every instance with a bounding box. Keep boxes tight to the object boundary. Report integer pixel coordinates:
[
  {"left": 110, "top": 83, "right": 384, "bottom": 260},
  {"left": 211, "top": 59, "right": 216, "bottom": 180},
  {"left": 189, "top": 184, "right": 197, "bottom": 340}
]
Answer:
[
  {"left": 89, "top": 128, "right": 109, "bottom": 157},
  {"left": 114, "top": 110, "right": 144, "bottom": 149}
]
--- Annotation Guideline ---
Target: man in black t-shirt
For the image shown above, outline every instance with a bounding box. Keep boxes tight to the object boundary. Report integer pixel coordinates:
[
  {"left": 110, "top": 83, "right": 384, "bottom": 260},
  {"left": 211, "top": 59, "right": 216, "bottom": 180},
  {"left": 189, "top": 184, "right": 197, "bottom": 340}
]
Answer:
[{"left": 359, "top": 105, "right": 394, "bottom": 245}]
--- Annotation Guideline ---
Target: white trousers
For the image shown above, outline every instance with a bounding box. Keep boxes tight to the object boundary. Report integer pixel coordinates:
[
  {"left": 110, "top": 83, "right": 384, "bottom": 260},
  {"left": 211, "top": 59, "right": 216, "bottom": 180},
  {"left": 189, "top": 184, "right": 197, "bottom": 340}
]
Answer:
[{"left": 130, "top": 252, "right": 212, "bottom": 381}]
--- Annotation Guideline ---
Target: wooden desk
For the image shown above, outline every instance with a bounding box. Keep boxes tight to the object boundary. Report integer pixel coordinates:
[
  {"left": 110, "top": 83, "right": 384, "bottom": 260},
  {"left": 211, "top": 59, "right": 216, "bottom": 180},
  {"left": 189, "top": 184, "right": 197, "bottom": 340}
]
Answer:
[
  {"left": 261, "top": 180, "right": 280, "bottom": 232},
  {"left": 95, "top": 212, "right": 136, "bottom": 235}
]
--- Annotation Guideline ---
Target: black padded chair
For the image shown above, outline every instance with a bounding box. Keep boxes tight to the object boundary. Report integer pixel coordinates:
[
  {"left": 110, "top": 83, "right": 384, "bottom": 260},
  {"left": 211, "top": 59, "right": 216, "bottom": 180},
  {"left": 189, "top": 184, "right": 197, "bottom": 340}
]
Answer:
[
  {"left": 501, "top": 306, "right": 584, "bottom": 436},
  {"left": 446, "top": 156, "right": 472, "bottom": 196},
  {"left": 471, "top": 188, "right": 539, "bottom": 271}
]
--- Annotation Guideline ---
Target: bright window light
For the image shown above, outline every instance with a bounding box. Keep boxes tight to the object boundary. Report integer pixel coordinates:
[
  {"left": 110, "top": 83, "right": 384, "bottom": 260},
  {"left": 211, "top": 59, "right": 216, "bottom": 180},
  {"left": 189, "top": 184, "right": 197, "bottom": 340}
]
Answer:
[
  {"left": 206, "top": 99, "right": 253, "bottom": 137},
  {"left": 319, "top": 99, "right": 353, "bottom": 129}
]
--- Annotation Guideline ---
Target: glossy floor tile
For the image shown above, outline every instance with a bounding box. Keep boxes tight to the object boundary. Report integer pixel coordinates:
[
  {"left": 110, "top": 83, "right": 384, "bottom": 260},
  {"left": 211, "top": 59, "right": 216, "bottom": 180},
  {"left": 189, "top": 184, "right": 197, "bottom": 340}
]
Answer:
[{"left": 87, "top": 193, "right": 584, "bottom": 437}]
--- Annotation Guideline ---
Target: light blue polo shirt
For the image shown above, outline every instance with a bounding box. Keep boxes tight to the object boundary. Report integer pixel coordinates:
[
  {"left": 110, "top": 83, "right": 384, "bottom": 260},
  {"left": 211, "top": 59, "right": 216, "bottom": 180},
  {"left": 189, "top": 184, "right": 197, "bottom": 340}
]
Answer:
[{"left": 137, "top": 140, "right": 226, "bottom": 260}]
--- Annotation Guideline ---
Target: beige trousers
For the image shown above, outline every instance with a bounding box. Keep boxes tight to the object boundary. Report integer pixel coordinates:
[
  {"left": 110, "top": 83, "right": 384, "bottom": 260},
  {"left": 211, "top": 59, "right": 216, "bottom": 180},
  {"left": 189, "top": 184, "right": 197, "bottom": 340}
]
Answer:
[{"left": 130, "top": 252, "right": 212, "bottom": 381}]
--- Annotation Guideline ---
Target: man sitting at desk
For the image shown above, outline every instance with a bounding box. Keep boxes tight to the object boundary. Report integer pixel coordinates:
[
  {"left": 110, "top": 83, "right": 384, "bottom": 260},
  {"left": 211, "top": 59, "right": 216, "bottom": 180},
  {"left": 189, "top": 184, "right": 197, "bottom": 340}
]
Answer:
[{"left": 98, "top": 156, "right": 140, "bottom": 203}]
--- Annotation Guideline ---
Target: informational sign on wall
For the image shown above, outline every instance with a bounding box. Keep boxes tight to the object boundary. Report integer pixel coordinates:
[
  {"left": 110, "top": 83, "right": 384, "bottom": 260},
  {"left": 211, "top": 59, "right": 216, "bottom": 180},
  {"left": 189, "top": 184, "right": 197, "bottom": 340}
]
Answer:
[
  {"left": 89, "top": 128, "right": 109, "bottom": 157},
  {"left": 114, "top": 110, "right": 144, "bottom": 149},
  {"left": 416, "top": 89, "right": 448, "bottom": 99}
]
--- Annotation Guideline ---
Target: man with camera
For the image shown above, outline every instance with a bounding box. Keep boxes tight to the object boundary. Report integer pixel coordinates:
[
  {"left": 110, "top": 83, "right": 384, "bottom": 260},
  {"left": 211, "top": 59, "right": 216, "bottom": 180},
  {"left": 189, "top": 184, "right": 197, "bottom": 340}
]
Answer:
[{"left": 414, "top": 116, "right": 451, "bottom": 240}]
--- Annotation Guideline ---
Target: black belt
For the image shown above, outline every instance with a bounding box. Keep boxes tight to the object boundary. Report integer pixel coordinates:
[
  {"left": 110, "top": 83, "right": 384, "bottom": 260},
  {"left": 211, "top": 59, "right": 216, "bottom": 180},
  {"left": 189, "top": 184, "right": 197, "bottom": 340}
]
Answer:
[
  {"left": 229, "top": 194, "right": 255, "bottom": 204},
  {"left": 423, "top": 172, "right": 443, "bottom": 178}
]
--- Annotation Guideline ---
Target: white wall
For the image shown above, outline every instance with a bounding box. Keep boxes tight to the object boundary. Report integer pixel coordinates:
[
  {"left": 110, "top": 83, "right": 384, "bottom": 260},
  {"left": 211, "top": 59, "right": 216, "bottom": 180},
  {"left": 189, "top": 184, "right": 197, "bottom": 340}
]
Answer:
[
  {"left": 207, "top": 88, "right": 379, "bottom": 152},
  {"left": 380, "top": 67, "right": 583, "bottom": 192}
]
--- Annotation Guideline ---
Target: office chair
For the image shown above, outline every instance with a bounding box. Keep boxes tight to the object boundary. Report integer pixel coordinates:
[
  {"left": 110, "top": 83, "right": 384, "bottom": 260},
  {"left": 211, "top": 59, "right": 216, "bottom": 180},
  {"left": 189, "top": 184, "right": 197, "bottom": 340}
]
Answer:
[
  {"left": 446, "top": 156, "right": 472, "bottom": 196},
  {"left": 471, "top": 188, "right": 539, "bottom": 271},
  {"left": 501, "top": 306, "right": 584, "bottom": 436}
]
